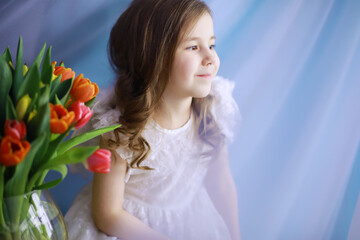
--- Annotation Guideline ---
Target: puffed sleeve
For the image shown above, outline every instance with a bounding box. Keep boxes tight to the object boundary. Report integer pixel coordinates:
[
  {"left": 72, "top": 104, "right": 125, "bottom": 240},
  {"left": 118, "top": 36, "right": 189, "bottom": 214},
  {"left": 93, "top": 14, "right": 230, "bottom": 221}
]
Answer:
[{"left": 209, "top": 76, "right": 241, "bottom": 142}]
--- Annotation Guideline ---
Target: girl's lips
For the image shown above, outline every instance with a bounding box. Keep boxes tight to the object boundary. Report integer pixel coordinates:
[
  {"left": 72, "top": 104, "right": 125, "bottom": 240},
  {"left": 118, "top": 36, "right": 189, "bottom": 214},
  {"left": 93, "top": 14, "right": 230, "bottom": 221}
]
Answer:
[{"left": 196, "top": 73, "right": 212, "bottom": 78}]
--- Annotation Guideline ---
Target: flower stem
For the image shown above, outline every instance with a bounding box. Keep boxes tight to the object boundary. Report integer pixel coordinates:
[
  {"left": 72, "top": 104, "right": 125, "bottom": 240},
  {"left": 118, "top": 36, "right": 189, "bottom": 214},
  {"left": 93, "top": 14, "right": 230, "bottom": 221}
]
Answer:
[
  {"left": 0, "top": 166, "right": 6, "bottom": 226},
  {"left": 11, "top": 231, "right": 21, "bottom": 240}
]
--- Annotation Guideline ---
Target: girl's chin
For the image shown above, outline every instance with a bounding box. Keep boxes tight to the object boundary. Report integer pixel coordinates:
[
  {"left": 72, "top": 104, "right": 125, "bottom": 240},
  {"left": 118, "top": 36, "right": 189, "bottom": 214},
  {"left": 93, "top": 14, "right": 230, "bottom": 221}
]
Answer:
[{"left": 192, "top": 84, "right": 212, "bottom": 98}]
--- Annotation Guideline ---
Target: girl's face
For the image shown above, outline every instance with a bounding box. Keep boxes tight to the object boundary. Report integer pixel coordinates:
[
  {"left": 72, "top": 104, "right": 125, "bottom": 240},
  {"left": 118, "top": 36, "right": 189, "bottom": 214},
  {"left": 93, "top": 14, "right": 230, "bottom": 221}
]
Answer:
[{"left": 165, "top": 13, "right": 220, "bottom": 100}]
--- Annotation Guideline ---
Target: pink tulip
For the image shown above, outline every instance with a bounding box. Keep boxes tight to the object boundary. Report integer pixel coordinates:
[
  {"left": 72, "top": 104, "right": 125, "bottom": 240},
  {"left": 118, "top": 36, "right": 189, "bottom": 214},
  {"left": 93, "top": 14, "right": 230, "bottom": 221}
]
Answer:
[
  {"left": 86, "top": 149, "right": 111, "bottom": 173},
  {"left": 68, "top": 101, "right": 93, "bottom": 129},
  {"left": 4, "top": 119, "right": 27, "bottom": 140}
]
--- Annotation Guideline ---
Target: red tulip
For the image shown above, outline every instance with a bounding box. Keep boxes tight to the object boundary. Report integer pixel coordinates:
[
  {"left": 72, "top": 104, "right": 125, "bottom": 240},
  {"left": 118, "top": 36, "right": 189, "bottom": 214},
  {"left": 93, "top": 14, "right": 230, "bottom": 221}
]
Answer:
[
  {"left": 49, "top": 103, "right": 75, "bottom": 134},
  {"left": 86, "top": 149, "right": 111, "bottom": 173},
  {"left": 0, "top": 135, "right": 31, "bottom": 166},
  {"left": 4, "top": 119, "right": 27, "bottom": 140},
  {"left": 70, "top": 74, "right": 99, "bottom": 103},
  {"left": 68, "top": 101, "right": 93, "bottom": 129}
]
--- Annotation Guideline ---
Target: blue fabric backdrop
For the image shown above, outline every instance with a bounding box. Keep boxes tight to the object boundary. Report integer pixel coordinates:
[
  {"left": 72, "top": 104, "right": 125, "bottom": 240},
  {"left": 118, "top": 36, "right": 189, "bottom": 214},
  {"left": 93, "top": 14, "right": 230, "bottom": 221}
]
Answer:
[{"left": 1, "top": 0, "right": 359, "bottom": 239}]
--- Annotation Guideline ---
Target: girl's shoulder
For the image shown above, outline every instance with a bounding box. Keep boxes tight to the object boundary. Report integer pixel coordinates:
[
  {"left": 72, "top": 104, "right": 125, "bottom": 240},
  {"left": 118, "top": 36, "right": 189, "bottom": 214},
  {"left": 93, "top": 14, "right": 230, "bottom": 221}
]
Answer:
[{"left": 208, "top": 76, "right": 241, "bottom": 142}]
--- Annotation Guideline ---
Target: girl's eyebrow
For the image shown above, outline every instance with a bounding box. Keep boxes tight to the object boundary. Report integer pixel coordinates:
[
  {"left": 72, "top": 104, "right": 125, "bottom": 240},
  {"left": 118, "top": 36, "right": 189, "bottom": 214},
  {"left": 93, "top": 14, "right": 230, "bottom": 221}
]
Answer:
[{"left": 184, "top": 35, "right": 216, "bottom": 42}]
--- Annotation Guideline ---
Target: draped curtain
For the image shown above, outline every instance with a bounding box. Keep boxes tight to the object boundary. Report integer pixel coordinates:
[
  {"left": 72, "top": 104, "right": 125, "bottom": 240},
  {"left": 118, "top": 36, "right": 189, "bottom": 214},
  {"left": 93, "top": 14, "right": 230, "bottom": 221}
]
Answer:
[{"left": 1, "top": 0, "right": 359, "bottom": 239}]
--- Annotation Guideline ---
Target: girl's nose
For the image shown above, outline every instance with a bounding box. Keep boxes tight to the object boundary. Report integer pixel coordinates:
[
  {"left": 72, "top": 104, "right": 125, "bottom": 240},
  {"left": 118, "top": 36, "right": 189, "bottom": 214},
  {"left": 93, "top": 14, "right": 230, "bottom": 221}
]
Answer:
[{"left": 201, "top": 49, "right": 215, "bottom": 66}]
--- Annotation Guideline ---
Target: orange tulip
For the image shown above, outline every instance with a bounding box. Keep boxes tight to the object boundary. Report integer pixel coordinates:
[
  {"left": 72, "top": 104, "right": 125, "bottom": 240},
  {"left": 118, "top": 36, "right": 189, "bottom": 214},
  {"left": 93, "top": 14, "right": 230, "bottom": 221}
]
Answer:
[
  {"left": 53, "top": 66, "right": 75, "bottom": 82},
  {"left": 70, "top": 74, "right": 99, "bottom": 102},
  {"left": 50, "top": 103, "right": 75, "bottom": 134},
  {"left": 0, "top": 135, "right": 31, "bottom": 166}
]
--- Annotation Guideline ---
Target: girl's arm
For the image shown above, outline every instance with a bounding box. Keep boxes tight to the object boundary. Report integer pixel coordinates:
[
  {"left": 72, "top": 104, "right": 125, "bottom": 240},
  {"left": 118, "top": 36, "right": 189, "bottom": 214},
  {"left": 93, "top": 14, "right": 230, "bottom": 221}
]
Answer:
[
  {"left": 91, "top": 137, "right": 170, "bottom": 240},
  {"left": 204, "top": 144, "right": 241, "bottom": 240}
]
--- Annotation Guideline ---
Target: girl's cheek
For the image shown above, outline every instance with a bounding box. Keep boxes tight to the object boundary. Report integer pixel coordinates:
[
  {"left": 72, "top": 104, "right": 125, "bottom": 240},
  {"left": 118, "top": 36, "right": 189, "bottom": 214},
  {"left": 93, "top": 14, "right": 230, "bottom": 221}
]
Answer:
[{"left": 214, "top": 54, "right": 220, "bottom": 71}]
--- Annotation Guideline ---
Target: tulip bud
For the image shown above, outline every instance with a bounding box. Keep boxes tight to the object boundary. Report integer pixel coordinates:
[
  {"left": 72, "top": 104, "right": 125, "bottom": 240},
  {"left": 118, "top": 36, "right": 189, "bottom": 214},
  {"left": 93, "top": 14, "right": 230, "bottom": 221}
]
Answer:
[
  {"left": 16, "top": 94, "right": 31, "bottom": 121},
  {"left": 8, "top": 61, "right": 14, "bottom": 70},
  {"left": 23, "top": 64, "right": 28, "bottom": 76},
  {"left": 68, "top": 101, "right": 93, "bottom": 129},
  {"left": 28, "top": 109, "right": 37, "bottom": 122},
  {"left": 4, "top": 119, "right": 27, "bottom": 140},
  {"left": 86, "top": 149, "right": 111, "bottom": 173}
]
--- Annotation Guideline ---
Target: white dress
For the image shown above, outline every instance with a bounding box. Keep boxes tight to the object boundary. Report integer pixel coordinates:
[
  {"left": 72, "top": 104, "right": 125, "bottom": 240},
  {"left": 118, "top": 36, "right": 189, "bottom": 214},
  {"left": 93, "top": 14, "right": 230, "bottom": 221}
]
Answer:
[{"left": 64, "top": 76, "right": 240, "bottom": 240}]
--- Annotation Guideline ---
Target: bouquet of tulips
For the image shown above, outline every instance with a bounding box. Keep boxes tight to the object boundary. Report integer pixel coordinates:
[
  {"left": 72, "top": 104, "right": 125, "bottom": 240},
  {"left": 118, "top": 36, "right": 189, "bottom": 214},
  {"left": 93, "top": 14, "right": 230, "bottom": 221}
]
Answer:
[{"left": 0, "top": 37, "right": 119, "bottom": 239}]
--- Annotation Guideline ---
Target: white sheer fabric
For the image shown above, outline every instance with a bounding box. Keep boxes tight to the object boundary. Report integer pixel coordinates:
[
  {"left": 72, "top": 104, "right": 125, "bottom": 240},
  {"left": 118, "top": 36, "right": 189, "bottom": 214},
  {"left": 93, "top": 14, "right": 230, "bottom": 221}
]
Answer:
[{"left": 64, "top": 76, "right": 238, "bottom": 240}]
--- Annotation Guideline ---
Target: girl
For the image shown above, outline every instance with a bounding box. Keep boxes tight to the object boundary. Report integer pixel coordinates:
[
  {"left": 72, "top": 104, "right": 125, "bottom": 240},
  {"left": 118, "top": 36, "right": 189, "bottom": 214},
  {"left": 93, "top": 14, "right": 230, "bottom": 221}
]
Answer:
[{"left": 65, "top": 0, "right": 241, "bottom": 239}]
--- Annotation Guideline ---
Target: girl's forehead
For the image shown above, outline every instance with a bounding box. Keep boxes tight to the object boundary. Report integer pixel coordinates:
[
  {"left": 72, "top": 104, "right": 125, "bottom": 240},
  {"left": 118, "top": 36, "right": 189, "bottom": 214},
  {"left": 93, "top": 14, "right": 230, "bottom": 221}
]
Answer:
[{"left": 180, "top": 13, "right": 214, "bottom": 41}]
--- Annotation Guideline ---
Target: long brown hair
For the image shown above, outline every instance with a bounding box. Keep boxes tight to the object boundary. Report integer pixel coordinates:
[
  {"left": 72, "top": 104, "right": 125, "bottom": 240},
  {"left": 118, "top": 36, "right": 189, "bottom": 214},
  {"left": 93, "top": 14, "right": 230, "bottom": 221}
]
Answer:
[{"left": 108, "top": 0, "right": 222, "bottom": 169}]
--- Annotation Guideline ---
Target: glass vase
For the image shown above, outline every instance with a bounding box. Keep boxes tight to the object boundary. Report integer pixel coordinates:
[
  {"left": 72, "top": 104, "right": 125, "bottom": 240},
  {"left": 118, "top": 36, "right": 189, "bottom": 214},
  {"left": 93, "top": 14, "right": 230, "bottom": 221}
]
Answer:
[{"left": 0, "top": 190, "right": 68, "bottom": 240}]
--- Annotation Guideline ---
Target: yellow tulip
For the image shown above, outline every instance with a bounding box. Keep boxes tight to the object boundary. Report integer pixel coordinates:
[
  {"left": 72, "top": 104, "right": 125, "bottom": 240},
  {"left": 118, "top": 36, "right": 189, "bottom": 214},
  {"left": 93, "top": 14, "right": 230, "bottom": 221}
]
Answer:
[
  {"left": 23, "top": 64, "right": 28, "bottom": 76},
  {"left": 28, "top": 109, "right": 37, "bottom": 122},
  {"left": 8, "top": 61, "right": 14, "bottom": 69},
  {"left": 16, "top": 94, "right": 31, "bottom": 121},
  {"left": 8, "top": 62, "right": 29, "bottom": 76}
]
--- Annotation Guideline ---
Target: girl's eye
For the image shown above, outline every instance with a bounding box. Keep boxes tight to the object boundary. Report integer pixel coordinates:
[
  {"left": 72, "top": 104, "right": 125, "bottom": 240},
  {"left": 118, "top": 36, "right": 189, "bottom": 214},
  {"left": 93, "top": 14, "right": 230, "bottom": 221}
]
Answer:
[
  {"left": 187, "top": 45, "right": 198, "bottom": 50},
  {"left": 209, "top": 44, "right": 216, "bottom": 50}
]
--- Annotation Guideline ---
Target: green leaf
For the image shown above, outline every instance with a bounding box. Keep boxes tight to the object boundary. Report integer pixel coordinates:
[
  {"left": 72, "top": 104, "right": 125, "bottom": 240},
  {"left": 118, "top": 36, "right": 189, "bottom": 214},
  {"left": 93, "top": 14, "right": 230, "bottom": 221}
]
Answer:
[
  {"left": 34, "top": 170, "right": 48, "bottom": 190},
  {"left": 57, "top": 124, "right": 121, "bottom": 155},
  {"left": 5, "top": 95, "right": 17, "bottom": 120},
  {"left": 0, "top": 166, "right": 6, "bottom": 226},
  {"left": 31, "top": 42, "right": 46, "bottom": 71},
  {"left": 50, "top": 77, "right": 72, "bottom": 103},
  {"left": 16, "top": 63, "right": 40, "bottom": 101},
  {"left": 14, "top": 41, "right": 46, "bottom": 103},
  {"left": 2, "top": 46, "right": 12, "bottom": 64},
  {"left": 34, "top": 165, "right": 67, "bottom": 190},
  {"left": 54, "top": 95, "right": 62, "bottom": 105},
  {"left": 27, "top": 103, "right": 50, "bottom": 142},
  {"left": 41, "top": 46, "right": 52, "bottom": 85},
  {"left": 31, "top": 131, "right": 50, "bottom": 170},
  {"left": 43, "top": 146, "right": 98, "bottom": 169},
  {"left": 0, "top": 55, "right": 12, "bottom": 135},
  {"left": 50, "top": 75, "right": 61, "bottom": 92},
  {"left": 35, "top": 127, "right": 71, "bottom": 169},
  {"left": 30, "top": 146, "right": 97, "bottom": 190},
  {"left": 85, "top": 96, "right": 96, "bottom": 107},
  {"left": 38, "top": 85, "right": 50, "bottom": 109},
  {"left": 4, "top": 133, "right": 46, "bottom": 197},
  {"left": 51, "top": 78, "right": 72, "bottom": 105},
  {"left": 12, "top": 37, "right": 23, "bottom": 101}
]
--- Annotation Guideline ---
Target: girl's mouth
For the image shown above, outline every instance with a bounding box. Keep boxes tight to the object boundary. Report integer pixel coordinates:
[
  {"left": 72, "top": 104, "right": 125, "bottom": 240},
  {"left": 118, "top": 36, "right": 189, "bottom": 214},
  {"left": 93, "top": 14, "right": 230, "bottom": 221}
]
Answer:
[{"left": 196, "top": 73, "right": 212, "bottom": 78}]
